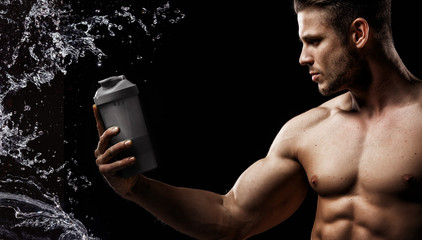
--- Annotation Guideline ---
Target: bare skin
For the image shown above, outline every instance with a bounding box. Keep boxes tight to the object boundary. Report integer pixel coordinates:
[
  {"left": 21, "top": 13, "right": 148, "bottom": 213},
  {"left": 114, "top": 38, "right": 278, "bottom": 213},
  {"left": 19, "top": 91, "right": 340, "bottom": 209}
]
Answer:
[
  {"left": 94, "top": 7, "right": 422, "bottom": 240},
  {"left": 296, "top": 9, "right": 422, "bottom": 239}
]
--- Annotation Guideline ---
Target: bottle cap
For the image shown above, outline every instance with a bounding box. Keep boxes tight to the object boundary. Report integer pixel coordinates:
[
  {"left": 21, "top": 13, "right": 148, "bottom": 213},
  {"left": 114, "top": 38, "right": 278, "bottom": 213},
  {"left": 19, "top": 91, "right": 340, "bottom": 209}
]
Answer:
[{"left": 93, "top": 75, "right": 139, "bottom": 105}]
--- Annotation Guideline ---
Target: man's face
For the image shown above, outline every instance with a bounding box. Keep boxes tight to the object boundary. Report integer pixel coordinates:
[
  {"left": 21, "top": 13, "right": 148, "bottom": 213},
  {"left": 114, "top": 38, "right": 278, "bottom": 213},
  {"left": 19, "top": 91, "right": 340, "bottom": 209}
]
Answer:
[{"left": 298, "top": 8, "right": 359, "bottom": 96}]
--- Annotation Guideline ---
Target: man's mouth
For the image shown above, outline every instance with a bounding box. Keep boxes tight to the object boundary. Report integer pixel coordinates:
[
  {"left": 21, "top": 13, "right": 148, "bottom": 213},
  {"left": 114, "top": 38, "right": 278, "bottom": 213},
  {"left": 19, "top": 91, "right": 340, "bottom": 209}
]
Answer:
[{"left": 310, "top": 71, "right": 320, "bottom": 82}]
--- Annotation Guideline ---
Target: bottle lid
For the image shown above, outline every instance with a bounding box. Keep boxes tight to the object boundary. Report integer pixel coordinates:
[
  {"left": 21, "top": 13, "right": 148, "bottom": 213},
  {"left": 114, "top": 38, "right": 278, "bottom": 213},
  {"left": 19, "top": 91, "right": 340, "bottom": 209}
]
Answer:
[{"left": 93, "top": 75, "right": 139, "bottom": 105}]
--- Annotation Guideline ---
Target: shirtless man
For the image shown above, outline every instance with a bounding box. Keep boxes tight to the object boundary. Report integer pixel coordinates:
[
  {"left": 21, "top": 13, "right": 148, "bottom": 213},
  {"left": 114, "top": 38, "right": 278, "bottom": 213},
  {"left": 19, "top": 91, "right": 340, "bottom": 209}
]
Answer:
[{"left": 94, "top": 0, "right": 422, "bottom": 239}]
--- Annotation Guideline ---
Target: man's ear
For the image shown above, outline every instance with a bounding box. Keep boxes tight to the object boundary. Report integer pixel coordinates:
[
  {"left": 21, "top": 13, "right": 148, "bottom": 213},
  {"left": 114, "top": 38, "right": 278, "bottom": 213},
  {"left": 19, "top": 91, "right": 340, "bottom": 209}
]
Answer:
[{"left": 351, "top": 18, "right": 369, "bottom": 49}]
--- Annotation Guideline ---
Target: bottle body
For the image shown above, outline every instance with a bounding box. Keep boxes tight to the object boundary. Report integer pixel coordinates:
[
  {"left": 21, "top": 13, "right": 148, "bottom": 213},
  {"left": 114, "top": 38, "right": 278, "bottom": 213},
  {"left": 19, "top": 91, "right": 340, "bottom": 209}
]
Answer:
[{"left": 94, "top": 76, "right": 157, "bottom": 177}]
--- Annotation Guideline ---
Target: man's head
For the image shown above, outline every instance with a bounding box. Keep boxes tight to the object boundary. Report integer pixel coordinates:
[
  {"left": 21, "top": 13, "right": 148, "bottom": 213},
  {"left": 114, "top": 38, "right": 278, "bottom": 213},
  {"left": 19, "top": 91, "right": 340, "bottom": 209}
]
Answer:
[
  {"left": 294, "top": 0, "right": 393, "bottom": 96},
  {"left": 294, "top": 0, "right": 392, "bottom": 44}
]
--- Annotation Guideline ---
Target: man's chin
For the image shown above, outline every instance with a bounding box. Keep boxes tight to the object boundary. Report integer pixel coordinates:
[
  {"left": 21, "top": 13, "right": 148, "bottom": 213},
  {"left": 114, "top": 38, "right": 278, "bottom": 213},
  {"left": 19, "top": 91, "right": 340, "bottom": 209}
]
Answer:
[
  {"left": 318, "top": 84, "right": 343, "bottom": 96},
  {"left": 318, "top": 84, "right": 332, "bottom": 96}
]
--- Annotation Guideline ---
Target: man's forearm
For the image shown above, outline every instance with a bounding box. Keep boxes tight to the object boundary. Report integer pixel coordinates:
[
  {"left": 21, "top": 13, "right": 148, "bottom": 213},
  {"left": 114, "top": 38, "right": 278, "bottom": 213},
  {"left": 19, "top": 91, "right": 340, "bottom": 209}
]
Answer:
[{"left": 124, "top": 175, "right": 244, "bottom": 240}]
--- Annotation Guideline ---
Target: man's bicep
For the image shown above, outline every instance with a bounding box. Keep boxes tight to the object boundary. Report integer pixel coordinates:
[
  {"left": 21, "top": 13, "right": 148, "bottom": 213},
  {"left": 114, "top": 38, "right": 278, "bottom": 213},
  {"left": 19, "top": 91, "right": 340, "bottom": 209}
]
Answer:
[{"left": 224, "top": 155, "right": 308, "bottom": 238}]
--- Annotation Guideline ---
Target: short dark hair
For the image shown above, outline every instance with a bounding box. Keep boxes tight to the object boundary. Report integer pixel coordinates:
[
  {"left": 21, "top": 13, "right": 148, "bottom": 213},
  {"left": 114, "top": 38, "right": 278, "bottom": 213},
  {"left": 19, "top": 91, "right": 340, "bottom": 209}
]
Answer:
[{"left": 293, "top": 0, "right": 392, "bottom": 43}]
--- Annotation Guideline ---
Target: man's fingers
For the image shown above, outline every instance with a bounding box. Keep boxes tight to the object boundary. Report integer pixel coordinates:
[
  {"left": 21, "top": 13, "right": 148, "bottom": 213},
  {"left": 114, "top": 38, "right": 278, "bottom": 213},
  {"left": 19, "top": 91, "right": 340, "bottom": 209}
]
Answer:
[
  {"left": 99, "top": 157, "right": 136, "bottom": 175},
  {"left": 96, "top": 139, "right": 133, "bottom": 165},
  {"left": 95, "top": 126, "right": 120, "bottom": 158},
  {"left": 93, "top": 104, "right": 105, "bottom": 137}
]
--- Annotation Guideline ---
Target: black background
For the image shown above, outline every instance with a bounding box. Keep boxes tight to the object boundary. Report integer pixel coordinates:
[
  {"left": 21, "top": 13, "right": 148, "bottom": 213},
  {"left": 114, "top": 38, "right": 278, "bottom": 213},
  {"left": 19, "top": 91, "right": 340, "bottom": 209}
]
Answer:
[{"left": 51, "top": 0, "right": 421, "bottom": 239}]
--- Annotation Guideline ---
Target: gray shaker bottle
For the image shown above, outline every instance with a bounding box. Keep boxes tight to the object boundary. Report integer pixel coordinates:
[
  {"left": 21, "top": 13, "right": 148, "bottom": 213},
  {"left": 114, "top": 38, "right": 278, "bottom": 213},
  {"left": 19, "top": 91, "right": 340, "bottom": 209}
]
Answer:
[{"left": 93, "top": 75, "right": 157, "bottom": 177}]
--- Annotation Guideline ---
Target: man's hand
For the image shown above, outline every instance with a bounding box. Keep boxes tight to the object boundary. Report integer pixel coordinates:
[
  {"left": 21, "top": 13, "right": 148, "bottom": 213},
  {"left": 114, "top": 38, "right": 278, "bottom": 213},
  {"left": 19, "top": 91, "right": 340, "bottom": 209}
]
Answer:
[{"left": 93, "top": 105, "right": 141, "bottom": 198}]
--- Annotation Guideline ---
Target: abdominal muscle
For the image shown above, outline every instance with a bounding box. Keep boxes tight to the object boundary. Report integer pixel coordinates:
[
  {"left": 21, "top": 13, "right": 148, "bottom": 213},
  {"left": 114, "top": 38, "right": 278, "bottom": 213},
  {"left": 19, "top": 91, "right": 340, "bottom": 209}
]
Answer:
[{"left": 310, "top": 194, "right": 422, "bottom": 240}]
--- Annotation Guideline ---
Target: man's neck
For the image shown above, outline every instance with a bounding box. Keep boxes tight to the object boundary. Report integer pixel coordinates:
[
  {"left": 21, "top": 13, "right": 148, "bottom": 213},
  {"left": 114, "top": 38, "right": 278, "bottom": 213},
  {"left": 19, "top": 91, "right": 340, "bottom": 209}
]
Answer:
[{"left": 348, "top": 46, "right": 421, "bottom": 116}]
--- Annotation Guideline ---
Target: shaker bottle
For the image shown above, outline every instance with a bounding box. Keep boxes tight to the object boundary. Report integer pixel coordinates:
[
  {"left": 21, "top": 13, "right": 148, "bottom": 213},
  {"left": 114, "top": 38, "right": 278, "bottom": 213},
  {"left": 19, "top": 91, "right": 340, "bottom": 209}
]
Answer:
[{"left": 93, "top": 75, "right": 157, "bottom": 177}]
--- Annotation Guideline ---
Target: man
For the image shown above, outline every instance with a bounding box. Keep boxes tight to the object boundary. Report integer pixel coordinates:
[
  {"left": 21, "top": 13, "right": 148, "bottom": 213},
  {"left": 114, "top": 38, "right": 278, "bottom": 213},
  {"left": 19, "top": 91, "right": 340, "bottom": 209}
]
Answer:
[{"left": 94, "top": 0, "right": 422, "bottom": 239}]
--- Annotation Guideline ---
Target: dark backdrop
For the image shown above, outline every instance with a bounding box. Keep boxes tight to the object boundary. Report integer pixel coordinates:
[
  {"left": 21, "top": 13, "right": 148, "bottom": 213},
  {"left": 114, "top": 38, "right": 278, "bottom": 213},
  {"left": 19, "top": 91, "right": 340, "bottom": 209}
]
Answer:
[{"left": 62, "top": 1, "right": 421, "bottom": 239}]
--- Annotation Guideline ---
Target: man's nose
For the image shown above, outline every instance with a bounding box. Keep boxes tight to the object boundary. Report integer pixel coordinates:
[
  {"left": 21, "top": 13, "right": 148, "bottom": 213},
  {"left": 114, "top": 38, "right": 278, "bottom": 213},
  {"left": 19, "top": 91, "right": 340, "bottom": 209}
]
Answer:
[{"left": 299, "top": 47, "right": 314, "bottom": 66}]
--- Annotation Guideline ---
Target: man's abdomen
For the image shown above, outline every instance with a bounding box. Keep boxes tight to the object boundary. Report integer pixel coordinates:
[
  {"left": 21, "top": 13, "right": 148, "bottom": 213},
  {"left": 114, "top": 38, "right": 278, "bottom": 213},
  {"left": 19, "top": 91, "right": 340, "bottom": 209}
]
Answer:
[{"left": 311, "top": 194, "right": 422, "bottom": 240}]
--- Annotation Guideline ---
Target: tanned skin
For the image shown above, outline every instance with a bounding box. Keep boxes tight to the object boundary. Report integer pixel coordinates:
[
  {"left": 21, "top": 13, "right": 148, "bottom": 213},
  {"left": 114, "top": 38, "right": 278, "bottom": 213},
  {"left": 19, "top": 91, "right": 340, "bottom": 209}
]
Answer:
[{"left": 94, "top": 7, "right": 422, "bottom": 240}]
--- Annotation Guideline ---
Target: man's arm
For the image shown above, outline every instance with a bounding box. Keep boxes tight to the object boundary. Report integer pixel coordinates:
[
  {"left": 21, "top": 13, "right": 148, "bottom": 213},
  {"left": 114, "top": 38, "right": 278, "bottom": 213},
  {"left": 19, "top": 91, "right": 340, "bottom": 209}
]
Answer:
[{"left": 93, "top": 105, "right": 309, "bottom": 240}]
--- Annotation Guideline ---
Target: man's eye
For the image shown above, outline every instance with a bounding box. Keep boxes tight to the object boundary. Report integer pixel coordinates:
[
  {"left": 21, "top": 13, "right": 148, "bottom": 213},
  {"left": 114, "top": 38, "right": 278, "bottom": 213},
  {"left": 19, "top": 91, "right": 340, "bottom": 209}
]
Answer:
[{"left": 308, "top": 39, "right": 321, "bottom": 46}]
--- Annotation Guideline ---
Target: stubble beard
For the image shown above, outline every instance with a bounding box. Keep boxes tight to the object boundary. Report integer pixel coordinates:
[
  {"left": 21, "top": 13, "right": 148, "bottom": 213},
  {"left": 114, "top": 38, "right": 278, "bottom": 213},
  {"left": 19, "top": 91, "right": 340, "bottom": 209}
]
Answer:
[{"left": 318, "top": 46, "right": 361, "bottom": 96}]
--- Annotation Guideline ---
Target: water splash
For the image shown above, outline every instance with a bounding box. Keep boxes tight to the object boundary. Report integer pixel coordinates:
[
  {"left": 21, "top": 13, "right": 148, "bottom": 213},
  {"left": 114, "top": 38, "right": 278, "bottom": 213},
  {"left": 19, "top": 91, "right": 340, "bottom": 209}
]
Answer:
[
  {"left": 0, "top": 176, "right": 98, "bottom": 240},
  {"left": 0, "top": 0, "right": 105, "bottom": 166},
  {"left": 1, "top": 0, "right": 184, "bottom": 165},
  {"left": 0, "top": 0, "right": 184, "bottom": 238}
]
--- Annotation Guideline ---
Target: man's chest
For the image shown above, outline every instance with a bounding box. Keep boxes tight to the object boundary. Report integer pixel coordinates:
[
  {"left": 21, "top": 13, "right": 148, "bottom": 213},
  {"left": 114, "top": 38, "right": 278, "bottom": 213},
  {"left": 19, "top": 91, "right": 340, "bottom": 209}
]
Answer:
[{"left": 298, "top": 109, "right": 422, "bottom": 199}]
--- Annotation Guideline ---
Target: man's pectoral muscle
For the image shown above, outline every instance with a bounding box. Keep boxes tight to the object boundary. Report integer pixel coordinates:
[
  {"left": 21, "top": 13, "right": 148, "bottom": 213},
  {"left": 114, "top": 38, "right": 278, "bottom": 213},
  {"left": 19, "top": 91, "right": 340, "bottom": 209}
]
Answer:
[{"left": 290, "top": 95, "right": 422, "bottom": 239}]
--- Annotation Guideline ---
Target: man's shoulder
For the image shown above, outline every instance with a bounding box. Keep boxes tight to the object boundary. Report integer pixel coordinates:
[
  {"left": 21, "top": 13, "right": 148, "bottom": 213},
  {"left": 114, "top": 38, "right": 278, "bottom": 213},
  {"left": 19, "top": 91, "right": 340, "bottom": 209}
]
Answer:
[
  {"left": 269, "top": 93, "right": 352, "bottom": 158},
  {"left": 283, "top": 92, "right": 351, "bottom": 134}
]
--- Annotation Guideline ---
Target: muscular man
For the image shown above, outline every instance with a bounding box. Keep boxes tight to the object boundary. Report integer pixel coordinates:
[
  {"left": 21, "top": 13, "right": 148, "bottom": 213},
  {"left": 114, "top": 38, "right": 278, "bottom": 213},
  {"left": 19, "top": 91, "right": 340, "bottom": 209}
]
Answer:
[{"left": 94, "top": 0, "right": 422, "bottom": 239}]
